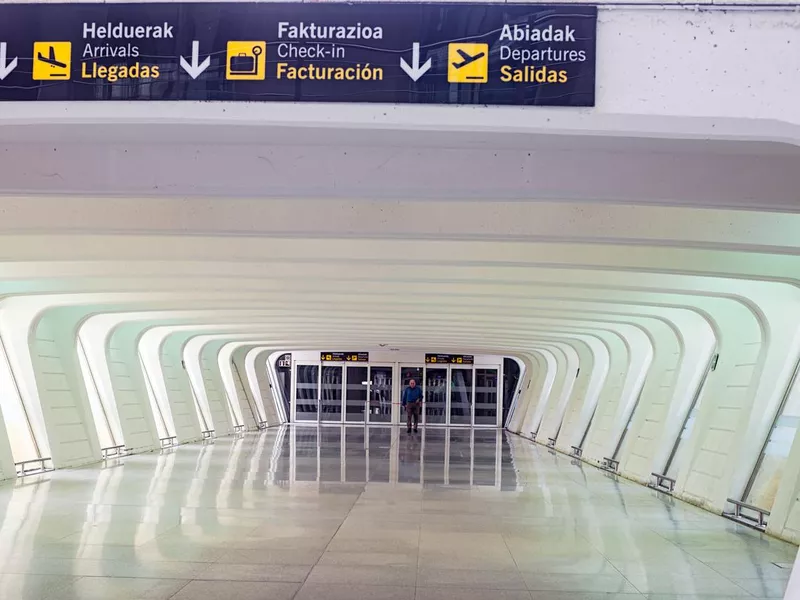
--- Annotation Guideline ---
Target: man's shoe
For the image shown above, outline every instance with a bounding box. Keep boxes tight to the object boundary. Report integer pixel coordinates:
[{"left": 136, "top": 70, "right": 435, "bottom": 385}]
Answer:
[{"left": 407, "top": 429, "right": 411, "bottom": 434}]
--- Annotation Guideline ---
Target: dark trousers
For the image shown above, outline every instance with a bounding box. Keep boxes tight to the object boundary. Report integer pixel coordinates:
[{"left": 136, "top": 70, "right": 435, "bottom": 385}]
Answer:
[{"left": 405, "top": 402, "right": 420, "bottom": 430}]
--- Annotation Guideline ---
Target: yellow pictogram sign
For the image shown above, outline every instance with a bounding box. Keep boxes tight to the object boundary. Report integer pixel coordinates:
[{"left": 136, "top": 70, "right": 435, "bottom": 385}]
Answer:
[
  {"left": 226, "top": 41, "right": 266, "bottom": 80},
  {"left": 32, "top": 41, "right": 71, "bottom": 80},
  {"left": 447, "top": 43, "right": 488, "bottom": 84}
]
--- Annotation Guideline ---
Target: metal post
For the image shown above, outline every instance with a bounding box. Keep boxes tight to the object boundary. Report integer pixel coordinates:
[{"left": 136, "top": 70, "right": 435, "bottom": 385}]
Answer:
[{"left": 362, "top": 379, "right": 371, "bottom": 430}]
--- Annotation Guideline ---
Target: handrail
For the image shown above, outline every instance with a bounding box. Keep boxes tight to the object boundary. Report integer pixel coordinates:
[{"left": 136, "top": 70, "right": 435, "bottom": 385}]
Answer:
[
  {"left": 725, "top": 498, "right": 770, "bottom": 530},
  {"left": 101, "top": 444, "right": 127, "bottom": 459},
  {"left": 15, "top": 457, "right": 53, "bottom": 476},
  {"left": 601, "top": 456, "right": 620, "bottom": 472},
  {"left": 570, "top": 445, "right": 583, "bottom": 458},
  {"left": 649, "top": 472, "right": 676, "bottom": 493}
]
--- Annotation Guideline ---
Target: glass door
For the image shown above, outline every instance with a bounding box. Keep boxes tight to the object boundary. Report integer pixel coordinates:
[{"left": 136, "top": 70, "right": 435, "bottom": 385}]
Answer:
[
  {"left": 320, "top": 365, "right": 344, "bottom": 422},
  {"left": 369, "top": 366, "right": 393, "bottom": 424},
  {"left": 345, "top": 366, "right": 368, "bottom": 423},
  {"left": 294, "top": 364, "right": 319, "bottom": 422},
  {"left": 401, "top": 366, "right": 424, "bottom": 392},
  {"left": 401, "top": 366, "right": 423, "bottom": 416},
  {"left": 475, "top": 368, "right": 499, "bottom": 426},
  {"left": 425, "top": 367, "right": 448, "bottom": 425},
  {"left": 450, "top": 367, "right": 473, "bottom": 426}
]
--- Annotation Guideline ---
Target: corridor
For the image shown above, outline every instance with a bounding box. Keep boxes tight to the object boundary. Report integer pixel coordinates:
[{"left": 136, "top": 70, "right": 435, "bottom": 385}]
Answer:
[{"left": 0, "top": 426, "right": 795, "bottom": 599}]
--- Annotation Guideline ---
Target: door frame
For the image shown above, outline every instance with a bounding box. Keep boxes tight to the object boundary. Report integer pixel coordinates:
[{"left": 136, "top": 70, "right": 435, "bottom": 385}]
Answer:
[
  {"left": 293, "top": 360, "right": 399, "bottom": 425},
  {"left": 474, "top": 366, "right": 502, "bottom": 428},
  {"left": 343, "top": 364, "right": 370, "bottom": 424},
  {"left": 366, "top": 364, "right": 395, "bottom": 425},
  {"left": 420, "top": 364, "right": 448, "bottom": 427},
  {"left": 291, "top": 359, "right": 503, "bottom": 428},
  {"left": 291, "top": 361, "right": 321, "bottom": 423},
  {"left": 449, "top": 365, "right": 474, "bottom": 427},
  {"left": 399, "top": 364, "right": 425, "bottom": 428},
  {"left": 416, "top": 363, "right": 503, "bottom": 428},
  {"left": 319, "top": 363, "right": 345, "bottom": 424}
]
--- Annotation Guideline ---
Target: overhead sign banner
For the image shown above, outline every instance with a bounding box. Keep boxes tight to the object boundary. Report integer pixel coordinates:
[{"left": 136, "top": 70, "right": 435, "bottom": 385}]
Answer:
[{"left": 0, "top": 3, "right": 597, "bottom": 106}]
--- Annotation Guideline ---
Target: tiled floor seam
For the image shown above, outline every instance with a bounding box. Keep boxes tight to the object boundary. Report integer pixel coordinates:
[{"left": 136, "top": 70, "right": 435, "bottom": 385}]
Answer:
[
  {"left": 164, "top": 578, "right": 192, "bottom": 600},
  {"left": 287, "top": 484, "right": 367, "bottom": 599}
]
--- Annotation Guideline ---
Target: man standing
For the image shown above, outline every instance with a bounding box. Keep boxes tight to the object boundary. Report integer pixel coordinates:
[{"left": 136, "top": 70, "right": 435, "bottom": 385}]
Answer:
[{"left": 402, "top": 378, "right": 422, "bottom": 433}]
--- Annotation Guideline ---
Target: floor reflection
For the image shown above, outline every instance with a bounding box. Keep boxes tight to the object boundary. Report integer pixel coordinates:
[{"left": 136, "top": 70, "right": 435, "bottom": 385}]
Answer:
[
  {"left": 0, "top": 426, "right": 794, "bottom": 600},
  {"left": 277, "top": 425, "right": 517, "bottom": 489}
]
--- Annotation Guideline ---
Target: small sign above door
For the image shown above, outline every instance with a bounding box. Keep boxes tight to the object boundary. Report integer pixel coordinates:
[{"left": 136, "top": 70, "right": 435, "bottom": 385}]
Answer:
[
  {"left": 320, "top": 352, "right": 369, "bottom": 362},
  {"left": 425, "top": 354, "right": 474, "bottom": 365}
]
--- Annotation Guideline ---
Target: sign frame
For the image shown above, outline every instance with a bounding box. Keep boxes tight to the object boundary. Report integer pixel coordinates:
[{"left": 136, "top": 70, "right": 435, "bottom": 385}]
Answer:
[{"left": 0, "top": 2, "right": 597, "bottom": 106}]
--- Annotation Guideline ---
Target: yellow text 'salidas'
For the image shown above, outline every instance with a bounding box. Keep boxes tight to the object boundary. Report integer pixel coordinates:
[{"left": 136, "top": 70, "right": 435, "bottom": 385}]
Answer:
[{"left": 500, "top": 65, "right": 567, "bottom": 84}]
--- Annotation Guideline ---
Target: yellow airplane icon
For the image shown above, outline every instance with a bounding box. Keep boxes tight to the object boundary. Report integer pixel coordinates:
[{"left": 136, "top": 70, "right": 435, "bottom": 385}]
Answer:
[
  {"left": 448, "top": 43, "right": 488, "bottom": 84},
  {"left": 32, "top": 41, "right": 71, "bottom": 80}
]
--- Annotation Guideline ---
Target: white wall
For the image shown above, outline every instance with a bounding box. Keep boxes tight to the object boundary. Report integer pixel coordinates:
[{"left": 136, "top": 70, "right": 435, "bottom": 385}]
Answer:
[
  {"left": 225, "top": 343, "right": 267, "bottom": 428},
  {"left": 104, "top": 322, "right": 161, "bottom": 453}
]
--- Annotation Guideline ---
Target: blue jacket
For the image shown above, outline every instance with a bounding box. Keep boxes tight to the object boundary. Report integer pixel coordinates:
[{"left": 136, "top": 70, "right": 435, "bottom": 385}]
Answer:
[{"left": 402, "top": 385, "right": 422, "bottom": 406}]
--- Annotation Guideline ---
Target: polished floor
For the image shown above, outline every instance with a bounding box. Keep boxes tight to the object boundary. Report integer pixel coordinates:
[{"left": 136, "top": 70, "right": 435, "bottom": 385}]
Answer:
[{"left": 0, "top": 425, "right": 795, "bottom": 600}]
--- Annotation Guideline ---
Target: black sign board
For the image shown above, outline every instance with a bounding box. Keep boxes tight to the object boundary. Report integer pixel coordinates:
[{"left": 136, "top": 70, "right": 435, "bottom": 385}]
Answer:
[
  {"left": 320, "top": 352, "right": 369, "bottom": 362},
  {"left": 425, "top": 354, "right": 474, "bottom": 365},
  {"left": 0, "top": 3, "right": 597, "bottom": 106}
]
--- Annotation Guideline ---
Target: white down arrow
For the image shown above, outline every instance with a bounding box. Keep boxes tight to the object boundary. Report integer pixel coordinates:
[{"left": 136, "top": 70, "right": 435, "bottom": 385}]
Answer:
[
  {"left": 179, "top": 40, "right": 210, "bottom": 79},
  {"left": 400, "top": 42, "right": 432, "bottom": 82},
  {"left": 0, "top": 42, "right": 18, "bottom": 81}
]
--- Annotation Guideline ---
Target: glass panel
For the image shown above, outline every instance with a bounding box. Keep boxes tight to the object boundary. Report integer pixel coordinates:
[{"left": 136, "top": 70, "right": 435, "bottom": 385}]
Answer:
[
  {"left": 345, "top": 366, "right": 368, "bottom": 422},
  {"left": 401, "top": 367, "right": 423, "bottom": 389},
  {"left": 401, "top": 366, "right": 423, "bottom": 431},
  {"left": 369, "top": 366, "right": 393, "bottom": 423},
  {"left": 425, "top": 368, "right": 447, "bottom": 425},
  {"left": 294, "top": 365, "right": 319, "bottom": 422},
  {"left": 475, "top": 368, "right": 499, "bottom": 426},
  {"left": 320, "top": 365, "right": 343, "bottom": 422},
  {"left": 450, "top": 368, "right": 473, "bottom": 425},
  {"left": 745, "top": 369, "right": 800, "bottom": 511}
]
